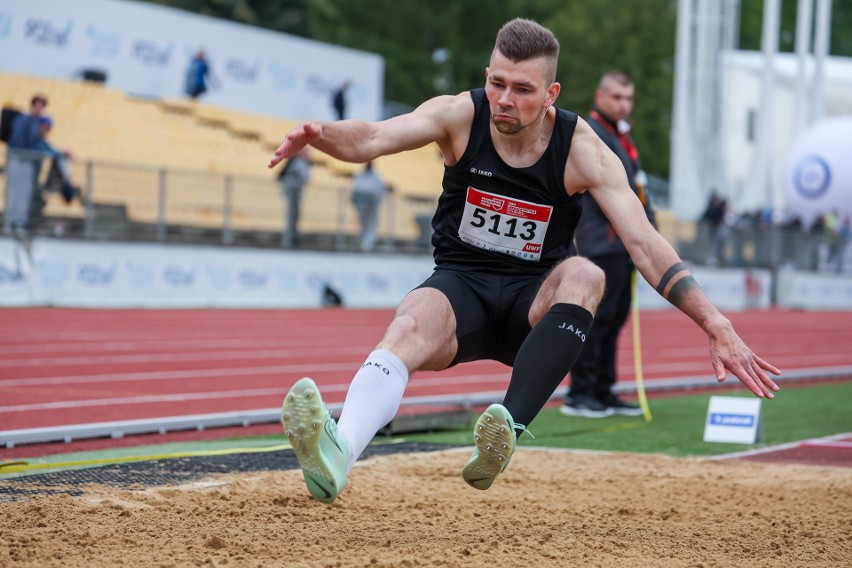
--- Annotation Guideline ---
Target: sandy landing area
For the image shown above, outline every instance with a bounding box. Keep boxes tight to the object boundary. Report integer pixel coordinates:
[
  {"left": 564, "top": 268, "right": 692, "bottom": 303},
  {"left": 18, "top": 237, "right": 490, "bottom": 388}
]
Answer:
[{"left": 1, "top": 449, "right": 850, "bottom": 567}]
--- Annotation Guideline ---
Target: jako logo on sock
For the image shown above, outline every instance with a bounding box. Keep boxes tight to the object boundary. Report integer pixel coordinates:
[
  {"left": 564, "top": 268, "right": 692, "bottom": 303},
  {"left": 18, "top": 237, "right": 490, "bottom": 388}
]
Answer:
[
  {"left": 557, "top": 322, "right": 586, "bottom": 342},
  {"left": 361, "top": 361, "right": 391, "bottom": 375}
]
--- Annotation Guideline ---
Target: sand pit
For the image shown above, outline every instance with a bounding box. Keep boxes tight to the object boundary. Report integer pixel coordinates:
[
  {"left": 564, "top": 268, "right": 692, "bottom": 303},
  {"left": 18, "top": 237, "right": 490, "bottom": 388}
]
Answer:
[{"left": 1, "top": 449, "right": 850, "bottom": 567}]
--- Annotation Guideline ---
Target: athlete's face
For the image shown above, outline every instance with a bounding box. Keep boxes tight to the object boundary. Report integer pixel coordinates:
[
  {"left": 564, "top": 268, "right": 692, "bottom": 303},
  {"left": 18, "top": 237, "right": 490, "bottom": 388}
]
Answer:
[{"left": 485, "top": 50, "right": 560, "bottom": 136}]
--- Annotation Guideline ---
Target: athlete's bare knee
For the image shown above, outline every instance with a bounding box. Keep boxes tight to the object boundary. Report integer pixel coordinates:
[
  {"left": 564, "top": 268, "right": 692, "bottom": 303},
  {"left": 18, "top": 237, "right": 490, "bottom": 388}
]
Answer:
[
  {"left": 378, "top": 289, "right": 456, "bottom": 371},
  {"left": 573, "top": 257, "right": 605, "bottom": 299},
  {"left": 384, "top": 312, "right": 418, "bottom": 342},
  {"left": 533, "top": 257, "right": 605, "bottom": 317}
]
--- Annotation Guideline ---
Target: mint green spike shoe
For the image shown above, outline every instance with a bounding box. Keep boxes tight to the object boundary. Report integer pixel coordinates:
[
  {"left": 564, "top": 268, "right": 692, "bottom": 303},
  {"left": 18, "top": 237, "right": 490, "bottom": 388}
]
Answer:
[
  {"left": 282, "top": 377, "right": 349, "bottom": 504},
  {"left": 462, "top": 404, "right": 520, "bottom": 490}
]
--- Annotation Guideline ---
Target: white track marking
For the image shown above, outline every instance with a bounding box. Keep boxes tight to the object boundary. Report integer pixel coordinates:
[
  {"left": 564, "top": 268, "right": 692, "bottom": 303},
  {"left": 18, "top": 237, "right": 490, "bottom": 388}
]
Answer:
[
  {"left": 800, "top": 440, "right": 852, "bottom": 449},
  {"left": 0, "top": 372, "right": 510, "bottom": 413},
  {"left": 0, "top": 331, "right": 384, "bottom": 355},
  {"left": 703, "top": 432, "right": 852, "bottom": 460},
  {"left": 0, "top": 346, "right": 369, "bottom": 368},
  {"left": 0, "top": 363, "right": 357, "bottom": 387}
]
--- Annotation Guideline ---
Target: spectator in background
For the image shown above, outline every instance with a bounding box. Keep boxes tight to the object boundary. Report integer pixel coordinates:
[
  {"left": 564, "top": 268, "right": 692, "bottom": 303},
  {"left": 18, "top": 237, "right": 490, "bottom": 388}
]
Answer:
[
  {"left": 700, "top": 190, "right": 728, "bottom": 265},
  {"left": 37, "top": 116, "right": 78, "bottom": 197},
  {"left": 560, "top": 71, "right": 655, "bottom": 418},
  {"left": 33, "top": 116, "right": 69, "bottom": 159},
  {"left": 185, "top": 49, "right": 217, "bottom": 100},
  {"left": 810, "top": 213, "right": 825, "bottom": 235},
  {"left": 823, "top": 208, "right": 842, "bottom": 271},
  {"left": 3, "top": 93, "right": 48, "bottom": 235},
  {"left": 331, "top": 80, "right": 350, "bottom": 120},
  {"left": 351, "top": 161, "right": 389, "bottom": 252},
  {"left": 29, "top": 115, "right": 78, "bottom": 236},
  {"left": 278, "top": 147, "right": 312, "bottom": 247}
]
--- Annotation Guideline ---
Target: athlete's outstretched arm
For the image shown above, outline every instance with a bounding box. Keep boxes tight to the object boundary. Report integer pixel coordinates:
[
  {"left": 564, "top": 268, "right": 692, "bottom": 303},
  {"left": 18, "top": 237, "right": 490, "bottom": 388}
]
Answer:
[
  {"left": 268, "top": 93, "right": 470, "bottom": 168},
  {"left": 567, "top": 119, "right": 781, "bottom": 398}
]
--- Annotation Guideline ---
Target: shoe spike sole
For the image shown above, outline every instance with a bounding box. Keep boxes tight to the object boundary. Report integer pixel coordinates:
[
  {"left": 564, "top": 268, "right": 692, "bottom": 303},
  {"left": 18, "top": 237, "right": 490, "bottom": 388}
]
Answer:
[
  {"left": 462, "top": 405, "right": 514, "bottom": 490},
  {"left": 282, "top": 378, "right": 341, "bottom": 504}
]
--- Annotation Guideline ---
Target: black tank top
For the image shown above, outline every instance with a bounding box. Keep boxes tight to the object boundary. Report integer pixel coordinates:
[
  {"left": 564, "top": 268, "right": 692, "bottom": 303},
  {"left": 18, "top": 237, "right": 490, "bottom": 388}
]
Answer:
[{"left": 431, "top": 89, "right": 582, "bottom": 275}]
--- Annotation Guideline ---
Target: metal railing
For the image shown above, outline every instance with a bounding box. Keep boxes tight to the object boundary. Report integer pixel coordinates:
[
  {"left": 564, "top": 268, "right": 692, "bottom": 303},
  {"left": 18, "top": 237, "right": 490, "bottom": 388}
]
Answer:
[
  {"left": 1, "top": 152, "right": 438, "bottom": 254},
  {"left": 3, "top": 150, "right": 849, "bottom": 273},
  {"left": 679, "top": 219, "right": 851, "bottom": 273}
]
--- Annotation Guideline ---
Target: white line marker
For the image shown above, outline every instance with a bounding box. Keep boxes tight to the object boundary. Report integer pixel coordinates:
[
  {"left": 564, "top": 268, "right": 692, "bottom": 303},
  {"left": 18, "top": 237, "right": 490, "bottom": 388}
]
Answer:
[{"left": 704, "top": 432, "right": 852, "bottom": 460}]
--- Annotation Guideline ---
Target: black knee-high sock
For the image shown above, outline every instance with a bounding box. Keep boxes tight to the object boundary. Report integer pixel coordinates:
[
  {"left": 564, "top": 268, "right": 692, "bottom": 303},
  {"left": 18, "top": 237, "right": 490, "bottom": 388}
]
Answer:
[{"left": 503, "top": 303, "right": 593, "bottom": 438}]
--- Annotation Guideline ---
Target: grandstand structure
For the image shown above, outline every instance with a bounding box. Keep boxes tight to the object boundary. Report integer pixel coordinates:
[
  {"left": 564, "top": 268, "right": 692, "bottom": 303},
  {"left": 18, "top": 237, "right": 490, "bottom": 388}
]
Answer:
[
  {"left": 0, "top": 71, "right": 444, "bottom": 249},
  {"left": 1, "top": 70, "right": 687, "bottom": 254}
]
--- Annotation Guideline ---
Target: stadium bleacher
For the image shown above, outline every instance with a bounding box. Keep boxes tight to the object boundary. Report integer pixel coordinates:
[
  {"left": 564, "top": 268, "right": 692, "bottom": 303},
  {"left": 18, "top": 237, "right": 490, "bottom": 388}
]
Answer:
[
  {"left": 0, "top": 71, "right": 444, "bottom": 244},
  {"left": 1, "top": 70, "right": 686, "bottom": 248}
]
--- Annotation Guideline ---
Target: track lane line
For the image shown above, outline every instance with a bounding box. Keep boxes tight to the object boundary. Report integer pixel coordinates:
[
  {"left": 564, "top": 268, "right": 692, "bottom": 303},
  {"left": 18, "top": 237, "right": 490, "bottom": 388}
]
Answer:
[{"left": 0, "top": 372, "right": 512, "bottom": 413}]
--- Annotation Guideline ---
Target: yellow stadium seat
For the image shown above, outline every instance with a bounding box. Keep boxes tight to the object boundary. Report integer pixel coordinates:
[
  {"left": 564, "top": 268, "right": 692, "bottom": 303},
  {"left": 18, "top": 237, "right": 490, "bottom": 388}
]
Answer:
[{"left": 0, "top": 71, "right": 446, "bottom": 241}]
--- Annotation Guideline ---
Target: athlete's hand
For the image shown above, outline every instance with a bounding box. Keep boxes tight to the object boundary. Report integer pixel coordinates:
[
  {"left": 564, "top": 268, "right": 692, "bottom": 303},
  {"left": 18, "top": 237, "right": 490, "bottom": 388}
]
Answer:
[
  {"left": 268, "top": 123, "right": 323, "bottom": 168},
  {"left": 708, "top": 325, "right": 781, "bottom": 398}
]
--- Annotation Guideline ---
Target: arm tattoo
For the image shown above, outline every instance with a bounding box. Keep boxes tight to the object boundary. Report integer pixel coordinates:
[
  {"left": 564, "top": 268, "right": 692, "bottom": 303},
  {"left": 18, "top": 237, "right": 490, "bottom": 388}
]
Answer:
[
  {"left": 655, "top": 262, "right": 687, "bottom": 295},
  {"left": 666, "top": 275, "right": 700, "bottom": 308}
]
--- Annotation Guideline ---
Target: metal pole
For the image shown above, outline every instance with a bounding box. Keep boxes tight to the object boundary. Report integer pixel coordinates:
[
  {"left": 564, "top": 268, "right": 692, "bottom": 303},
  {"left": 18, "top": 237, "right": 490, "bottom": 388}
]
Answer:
[
  {"left": 794, "top": 0, "right": 814, "bottom": 136},
  {"left": 382, "top": 193, "right": 395, "bottom": 251},
  {"left": 811, "top": 0, "right": 833, "bottom": 124},
  {"left": 721, "top": 0, "right": 740, "bottom": 50},
  {"left": 84, "top": 160, "right": 95, "bottom": 238},
  {"left": 336, "top": 186, "right": 346, "bottom": 251},
  {"left": 749, "top": 0, "right": 780, "bottom": 220},
  {"left": 280, "top": 189, "right": 289, "bottom": 248},
  {"left": 1, "top": 149, "right": 6, "bottom": 234},
  {"left": 157, "top": 168, "right": 167, "bottom": 242},
  {"left": 222, "top": 175, "right": 233, "bottom": 245},
  {"left": 694, "top": 0, "right": 727, "bottom": 202},
  {"left": 670, "top": 0, "right": 698, "bottom": 220}
]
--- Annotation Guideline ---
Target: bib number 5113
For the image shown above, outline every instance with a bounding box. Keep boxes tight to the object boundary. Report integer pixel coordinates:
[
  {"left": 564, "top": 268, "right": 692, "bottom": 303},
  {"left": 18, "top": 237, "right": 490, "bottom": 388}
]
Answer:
[{"left": 470, "top": 207, "right": 537, "bottom": 241}]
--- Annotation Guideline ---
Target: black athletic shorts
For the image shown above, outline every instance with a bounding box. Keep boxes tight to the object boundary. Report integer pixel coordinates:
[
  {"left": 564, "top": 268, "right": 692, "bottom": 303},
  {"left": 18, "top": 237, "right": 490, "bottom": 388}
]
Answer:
[{"left": 416, "top": 267, "right": 547, "bottom": 367}]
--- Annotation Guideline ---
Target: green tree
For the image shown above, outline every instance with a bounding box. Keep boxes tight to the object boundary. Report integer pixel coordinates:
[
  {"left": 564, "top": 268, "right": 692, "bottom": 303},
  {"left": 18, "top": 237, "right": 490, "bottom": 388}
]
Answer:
[
  {"left": 305, "top": 1, "right": 521, "bottom": 105},
  {"left": 144, "top": 0, "right": 312, "bottom": 35},
  {"left": 135, "top": 0, "right": 852, "bottom": 179},
  {"left": 740, "top": 0, "right": 852, "bottom": 56},
  {"left": 540, "top": 0, "right": 677, "bottom": 178},
  {"left": 303, "top": 0, "right": 677, "bottom": 177}
]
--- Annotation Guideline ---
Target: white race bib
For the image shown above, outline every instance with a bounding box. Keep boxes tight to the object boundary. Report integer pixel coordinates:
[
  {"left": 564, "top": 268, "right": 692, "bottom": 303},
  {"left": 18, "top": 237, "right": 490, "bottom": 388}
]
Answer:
[{"left": 458, "top": 187, "right": 552, "bottom": 262}]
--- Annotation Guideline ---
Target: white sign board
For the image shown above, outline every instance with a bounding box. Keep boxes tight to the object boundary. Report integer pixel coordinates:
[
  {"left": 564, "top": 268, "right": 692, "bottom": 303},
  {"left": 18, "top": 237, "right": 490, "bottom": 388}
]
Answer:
[
  {"left": 703, "top": 396, "right": 763, "bottom": 444},
  {"left": 0, "top": 0, "right": 383, "bottom": 121},
  {"left": 0, "top": 237, "right": 434, "bottom": 308}
]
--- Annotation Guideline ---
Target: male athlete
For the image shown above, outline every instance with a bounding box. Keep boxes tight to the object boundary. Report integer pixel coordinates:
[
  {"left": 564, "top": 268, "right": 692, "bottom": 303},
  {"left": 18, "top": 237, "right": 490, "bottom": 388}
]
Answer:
[{"left": 268, "top": 18, "right": 780, "bottom": 504}]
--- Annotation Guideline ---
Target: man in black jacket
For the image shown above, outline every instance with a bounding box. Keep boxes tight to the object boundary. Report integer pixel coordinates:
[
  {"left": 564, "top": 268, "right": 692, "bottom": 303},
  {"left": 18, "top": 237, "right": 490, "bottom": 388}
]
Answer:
[{"left": 561, "top": 71, "right": 656, "bottom": 418}]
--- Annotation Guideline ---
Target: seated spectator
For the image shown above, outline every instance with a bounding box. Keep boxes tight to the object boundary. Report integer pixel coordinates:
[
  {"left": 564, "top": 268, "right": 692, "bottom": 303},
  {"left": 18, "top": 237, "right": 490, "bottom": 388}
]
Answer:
[{"left": 37, "top": 115, "right": 79, "bottom": 206}]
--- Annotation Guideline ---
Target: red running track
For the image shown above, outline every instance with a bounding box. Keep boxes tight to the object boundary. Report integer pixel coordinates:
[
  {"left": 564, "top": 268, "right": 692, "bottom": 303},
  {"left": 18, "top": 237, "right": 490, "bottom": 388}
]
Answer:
[{"left": 1, "top": 308, "right": 851, "bottom": 433}]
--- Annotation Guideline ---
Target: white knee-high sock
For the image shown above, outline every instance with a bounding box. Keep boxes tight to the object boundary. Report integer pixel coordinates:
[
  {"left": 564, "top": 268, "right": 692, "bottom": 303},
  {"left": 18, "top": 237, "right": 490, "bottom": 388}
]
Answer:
[{"left": 337, "top": 349, "right": 409, "bottom": 472}]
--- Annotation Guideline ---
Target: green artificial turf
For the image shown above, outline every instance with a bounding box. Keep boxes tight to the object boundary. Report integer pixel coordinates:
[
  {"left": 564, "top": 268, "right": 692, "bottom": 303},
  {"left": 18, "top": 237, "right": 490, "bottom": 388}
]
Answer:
[
  {"left": 395, "top": 381, "right": 852, "bottom": 457},
  {"left": 13, "top": 382, "right": 846, "bottom": 473}
]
